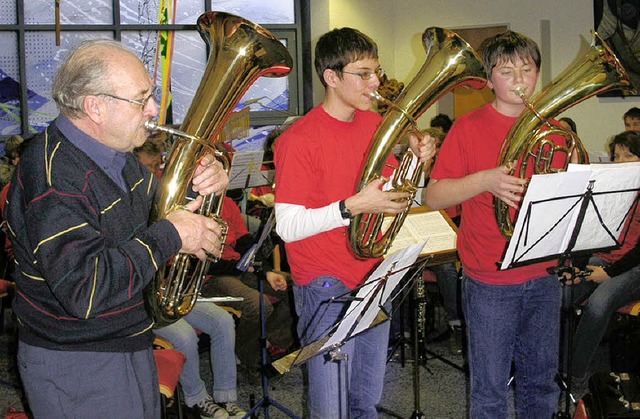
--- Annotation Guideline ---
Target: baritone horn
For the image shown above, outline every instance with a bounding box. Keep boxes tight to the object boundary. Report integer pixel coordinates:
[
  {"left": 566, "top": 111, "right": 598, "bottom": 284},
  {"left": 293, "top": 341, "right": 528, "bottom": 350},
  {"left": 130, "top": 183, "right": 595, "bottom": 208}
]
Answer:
[
  {"left": 349, "top": 27, "right": 487, "bottom": 258},
  {"left": 495, "top": 31, "right": 635, "bottom": 238},
  {"left": 145, "top": 11, "right": 293, "bottom": 326}
]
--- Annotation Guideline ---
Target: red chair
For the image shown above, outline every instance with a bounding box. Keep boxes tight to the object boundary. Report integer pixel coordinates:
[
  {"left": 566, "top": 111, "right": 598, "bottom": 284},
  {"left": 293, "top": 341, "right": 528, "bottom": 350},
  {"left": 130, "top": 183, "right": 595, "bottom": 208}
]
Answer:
[
  {"left": 616, "top": 300, "right": 640, "bottom": 317},
  {"left": 154, "top": 337, "right": 186, "bottom": 419}
]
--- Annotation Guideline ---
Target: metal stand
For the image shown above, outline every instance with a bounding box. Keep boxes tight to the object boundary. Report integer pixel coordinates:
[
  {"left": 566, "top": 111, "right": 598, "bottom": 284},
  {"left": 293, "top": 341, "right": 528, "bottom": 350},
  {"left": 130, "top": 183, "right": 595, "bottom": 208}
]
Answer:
[
  {"left": 244, "top": 268, "right": 299, "bottom": 419},
  {"left": 555, "top": 267, "right": 592, "bottom": 419},
  {"left": 378, "top": 270, "right": 428, "bottom": 419},
  {"left": 328, "top": 347, "right": 351, "bottom": 418}
]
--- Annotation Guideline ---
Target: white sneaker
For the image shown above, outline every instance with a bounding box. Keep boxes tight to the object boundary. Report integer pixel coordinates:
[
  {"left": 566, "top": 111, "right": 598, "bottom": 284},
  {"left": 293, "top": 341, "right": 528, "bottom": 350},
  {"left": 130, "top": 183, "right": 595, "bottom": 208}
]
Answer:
[
  {"left": 192, "top": 396, "right": 229, "bottom": 419},
  {"left": 220, "top": 401, "right": 247, "bottom": 419}
]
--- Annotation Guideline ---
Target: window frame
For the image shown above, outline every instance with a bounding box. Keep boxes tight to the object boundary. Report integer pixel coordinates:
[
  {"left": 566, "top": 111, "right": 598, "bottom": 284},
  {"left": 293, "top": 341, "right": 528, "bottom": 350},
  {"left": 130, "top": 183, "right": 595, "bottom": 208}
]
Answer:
[{"left": 1, "top": 0, "right": 312, "bottom": 136}]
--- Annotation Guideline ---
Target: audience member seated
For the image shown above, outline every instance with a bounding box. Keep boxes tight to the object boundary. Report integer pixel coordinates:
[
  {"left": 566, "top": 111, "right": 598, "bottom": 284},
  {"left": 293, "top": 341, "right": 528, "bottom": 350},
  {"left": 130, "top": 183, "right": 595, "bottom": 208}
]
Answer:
[
  {"left": 422, "top": 115, "right": 464, "bottom": 353},
  {"left": 568, "top": 130, "right": 640, "bottom": 380},
  {"left": 154, "top": 303, "right": 247, "bottom": 418},
  {"left": 135, "top": 145, "right": 246, "bottom": 418},
  {"left": 429, "top": 113, "right": 453, "bottom": 136},
  {"left": 623, "top": 107, "right": 640, "bottom": 132},
  {"left": 200, "top": 196, "right": 296, "bottom": 378},
  {"left": 558, "top": 117, "right": 577, "bottom": 134},
  {"left": 0, "top": 134, "right": 31, "bottom": 279},
  {"left": 133, "top": 138, "right": 164, "bottom": 178}
]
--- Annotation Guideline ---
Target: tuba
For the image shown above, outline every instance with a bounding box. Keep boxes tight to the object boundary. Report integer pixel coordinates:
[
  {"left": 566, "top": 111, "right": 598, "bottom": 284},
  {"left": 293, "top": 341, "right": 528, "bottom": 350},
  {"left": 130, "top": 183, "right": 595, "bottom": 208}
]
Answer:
[
  {"left": 349, "top": 27, "right": 487, "bottom": 258},
  {"left": 494, "top": 32, "right": 636, "bottom": 238},
  {"left": 145, "top": 11, "right": 293, "bottom": 326}
]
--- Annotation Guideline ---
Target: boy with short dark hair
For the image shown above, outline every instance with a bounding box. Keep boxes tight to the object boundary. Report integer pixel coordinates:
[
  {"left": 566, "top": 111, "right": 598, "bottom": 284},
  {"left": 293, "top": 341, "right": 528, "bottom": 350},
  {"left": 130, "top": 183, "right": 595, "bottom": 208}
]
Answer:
[{"left": 425, "top": 30, "right": 569, "bottom": 417}]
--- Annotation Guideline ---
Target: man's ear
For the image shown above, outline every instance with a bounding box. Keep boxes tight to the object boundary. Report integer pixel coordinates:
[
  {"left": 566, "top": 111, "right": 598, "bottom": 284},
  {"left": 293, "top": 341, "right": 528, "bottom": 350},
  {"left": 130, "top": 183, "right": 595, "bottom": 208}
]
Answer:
[{"left": 82, "top": 95, "right": 106, "bottom": 124}]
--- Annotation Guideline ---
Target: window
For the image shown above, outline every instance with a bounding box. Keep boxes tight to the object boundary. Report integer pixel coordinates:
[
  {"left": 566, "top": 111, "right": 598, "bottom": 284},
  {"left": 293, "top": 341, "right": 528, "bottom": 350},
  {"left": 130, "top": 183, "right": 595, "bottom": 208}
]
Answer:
[{"left": 0, "top": 0, "right": 310, "bottom": 137}]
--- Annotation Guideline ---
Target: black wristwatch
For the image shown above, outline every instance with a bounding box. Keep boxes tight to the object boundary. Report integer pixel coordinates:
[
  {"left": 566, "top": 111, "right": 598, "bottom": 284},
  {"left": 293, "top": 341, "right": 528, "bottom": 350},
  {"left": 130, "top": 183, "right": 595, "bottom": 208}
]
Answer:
[{"left": 339, "top": 200, "right": 353, "bottom": 220}]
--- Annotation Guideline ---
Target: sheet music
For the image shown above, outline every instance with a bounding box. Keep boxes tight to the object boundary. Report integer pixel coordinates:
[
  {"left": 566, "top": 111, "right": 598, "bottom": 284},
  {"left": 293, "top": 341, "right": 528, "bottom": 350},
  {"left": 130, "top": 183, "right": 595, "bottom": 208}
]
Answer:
[
  {"left": 320, "top": 241, "right": 425, "bottom": 352},
  {"left": 227, "top": 150, "right": 264, "bottom": 190},
  {"left": 501, "top": 162, "right": 640, "bottom": 269},
  {"left": 248, "top": 168, "right": 275, "bottom": 188},
  {"left": 567, "top": 163, "right": 640, "bottom": 251},
  {"left": 382, "top": 210, "right": 457, "bottom": 256}
]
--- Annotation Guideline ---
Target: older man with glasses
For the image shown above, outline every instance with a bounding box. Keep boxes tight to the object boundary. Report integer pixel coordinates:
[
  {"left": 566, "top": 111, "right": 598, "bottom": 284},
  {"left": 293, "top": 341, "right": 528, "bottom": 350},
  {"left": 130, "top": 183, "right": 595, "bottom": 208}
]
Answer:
[{"left": 6, "top": 39, "right": 229, "bottom": 418}]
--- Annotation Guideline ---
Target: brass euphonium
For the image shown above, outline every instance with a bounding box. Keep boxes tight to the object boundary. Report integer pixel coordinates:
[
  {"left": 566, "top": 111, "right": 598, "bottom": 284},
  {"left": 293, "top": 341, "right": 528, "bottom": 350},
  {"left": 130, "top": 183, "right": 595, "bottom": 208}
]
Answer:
[
  {"left": 349, "top": 27, "right": 487, "bottom": 258},
  {"left": 145, "top": 11, "right": 293, "bottom": 326},
  {"left": 495, "top": 32, "right": 636, "bottom": 238}
]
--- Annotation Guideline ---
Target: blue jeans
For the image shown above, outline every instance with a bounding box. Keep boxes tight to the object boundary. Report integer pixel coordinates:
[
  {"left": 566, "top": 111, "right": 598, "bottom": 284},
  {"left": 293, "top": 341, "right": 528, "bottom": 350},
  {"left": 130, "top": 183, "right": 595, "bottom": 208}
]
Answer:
[
  {"left": 462, "top": 274, "right": 561, "bottom": 418},
  {"left": 293, "top": 276, "right": 390, "bottom": 419},
  {"left": 154, "top": 302, "right": 237, "bottom": 406},
  {"left": 571, "top": 262, "right": 640, "bottom": 378}
]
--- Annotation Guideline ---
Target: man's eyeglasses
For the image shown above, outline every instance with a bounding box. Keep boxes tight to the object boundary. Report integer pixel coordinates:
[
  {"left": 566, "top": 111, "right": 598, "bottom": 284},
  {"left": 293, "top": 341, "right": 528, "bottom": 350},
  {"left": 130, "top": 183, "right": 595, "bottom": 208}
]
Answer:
[
  {"left": 341, "top": 68, "right": 385, "bottom": 81},
  {"left": 98, "top": 87, "right": 158, "bottom": 109}
]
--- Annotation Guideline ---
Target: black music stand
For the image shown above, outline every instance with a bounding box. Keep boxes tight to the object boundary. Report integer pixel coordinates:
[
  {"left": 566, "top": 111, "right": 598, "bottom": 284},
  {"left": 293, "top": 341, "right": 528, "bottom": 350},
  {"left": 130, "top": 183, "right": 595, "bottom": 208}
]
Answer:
[
  {"left": 378, "top": 260, "right": 442, "bottom": 419},
  {"left": 235, "top": 212, "right": 299, "bottom": 419},
  {"left": 500, "top": 162, "right": 640, "bottom": 418},
  {"left": 272, "top": 242, "right": 425, "bottom": 418},
  {"left": 379, "top": 209, "right": 462, "bottom": 418}
]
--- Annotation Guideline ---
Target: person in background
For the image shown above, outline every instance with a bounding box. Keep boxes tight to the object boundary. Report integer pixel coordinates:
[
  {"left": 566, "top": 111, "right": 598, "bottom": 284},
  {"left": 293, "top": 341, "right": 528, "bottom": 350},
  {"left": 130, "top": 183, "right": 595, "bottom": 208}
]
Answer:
[
  {"left": 5, "top": 39, "right": 228, "bottom": 418},
  {"left": 569, "top": 130, "right": 640, "bottom": 380},
  {"left": 424, "top": 30, "right": 570, "bottom": 417},
  {"left": 153, "top": 298, "right": 248, "bottom": 418},
  {"left": 200, "top": 196, "right": 296, "bottom": 380},
  {"left": 430, "top": 113, "right": 453, "bottom": 136},
  {"left": 421, "top": 115, "right": 464, "bottom": 354},
  {"left": 274, "top": 27, "right": 435, "bottom": 417},
  {"left": 624, "top": 107, "right": 640, "bottom": 132},
  {"left": 559, "top": 116, "right": 577, "bottom": 134},
  {"left": 0, "top": 134, "right": 32, "bottom": 274},
  {"left": 135, "top": 146, "right": 248, "bottom": 419},
  {"left": 134, "top": 138, "right": 164, "bottom": 178}
]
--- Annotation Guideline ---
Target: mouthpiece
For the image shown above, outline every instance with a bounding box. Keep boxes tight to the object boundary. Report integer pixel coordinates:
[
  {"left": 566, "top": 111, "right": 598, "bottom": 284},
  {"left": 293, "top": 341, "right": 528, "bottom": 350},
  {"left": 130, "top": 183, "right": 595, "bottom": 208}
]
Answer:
[
  {"left": 369, "top": 91, "right": 419, "bottom": 132},
  {"left": 145, "top": 120, "right": 199, "bottom": 141},
  {"left": 514, "top": 86, "right": 527, "bottom": 98},
  {"left": 369, "top": 90, "right": 392, "bottom": 105}
]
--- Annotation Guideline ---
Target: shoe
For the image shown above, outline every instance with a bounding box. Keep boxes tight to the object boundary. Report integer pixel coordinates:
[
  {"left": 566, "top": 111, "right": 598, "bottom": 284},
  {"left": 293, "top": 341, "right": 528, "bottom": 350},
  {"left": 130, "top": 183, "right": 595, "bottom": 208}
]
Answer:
[
  {"left": 220, "top": 402, "right": 247, "bottom": 419},
  {"left": 191, "top": 396, "right": 229, "bottom": 419}
]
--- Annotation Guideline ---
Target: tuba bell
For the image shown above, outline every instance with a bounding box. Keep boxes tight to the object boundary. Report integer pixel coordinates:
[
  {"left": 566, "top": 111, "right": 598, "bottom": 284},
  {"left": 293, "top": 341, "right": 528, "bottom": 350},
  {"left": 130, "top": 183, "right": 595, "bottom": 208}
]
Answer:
[
  {"left": 145, "top": 11, "right": 293, "bottom": 326},
  {"left": 494, "top": 32, "right": 636, "bottom": 238},
  {"left": 349, "top": 27, "right": 487, "bottom": 258}
]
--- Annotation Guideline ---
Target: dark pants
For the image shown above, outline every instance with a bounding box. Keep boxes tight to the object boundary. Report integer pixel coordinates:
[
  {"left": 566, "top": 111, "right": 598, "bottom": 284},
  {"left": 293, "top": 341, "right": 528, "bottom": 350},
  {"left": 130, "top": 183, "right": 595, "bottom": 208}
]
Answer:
[
  {"left": 205, "top": 272, "right": 296, "bottom": 368},
  {"left": 17, "top": 341, "right": 160, "bottom": 418}
]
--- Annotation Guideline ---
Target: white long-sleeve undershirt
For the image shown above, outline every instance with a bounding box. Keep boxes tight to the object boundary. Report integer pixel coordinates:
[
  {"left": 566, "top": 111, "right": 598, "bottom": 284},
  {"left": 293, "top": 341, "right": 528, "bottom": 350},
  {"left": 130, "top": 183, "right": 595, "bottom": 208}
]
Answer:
[{"left": 275, "top": 202, "right": 350, "bottom": 243}]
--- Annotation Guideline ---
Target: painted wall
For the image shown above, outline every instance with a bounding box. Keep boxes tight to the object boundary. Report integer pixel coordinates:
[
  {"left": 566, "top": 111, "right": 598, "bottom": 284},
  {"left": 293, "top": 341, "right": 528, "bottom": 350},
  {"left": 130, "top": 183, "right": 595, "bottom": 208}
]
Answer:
[{"left": 309, "top": 0, "right": 640, "bottom": 155}]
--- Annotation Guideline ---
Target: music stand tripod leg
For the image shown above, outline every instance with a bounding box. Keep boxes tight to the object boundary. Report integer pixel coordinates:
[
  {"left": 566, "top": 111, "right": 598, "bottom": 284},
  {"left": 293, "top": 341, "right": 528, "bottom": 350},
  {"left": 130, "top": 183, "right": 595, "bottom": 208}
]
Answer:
[
  {"left": 243, "top": 269, "right": 299, "bottom": 419},
  {"left": 555, "top": 276, "right": 582, "bottom": 419}
]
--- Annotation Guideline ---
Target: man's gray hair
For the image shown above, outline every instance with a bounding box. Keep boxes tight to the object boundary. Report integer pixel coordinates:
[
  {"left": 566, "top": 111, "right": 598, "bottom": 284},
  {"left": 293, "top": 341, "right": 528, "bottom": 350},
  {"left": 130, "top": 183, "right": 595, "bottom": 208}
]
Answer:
[{"left": 52, "top": 39, "right": 138, "bottom": 119}]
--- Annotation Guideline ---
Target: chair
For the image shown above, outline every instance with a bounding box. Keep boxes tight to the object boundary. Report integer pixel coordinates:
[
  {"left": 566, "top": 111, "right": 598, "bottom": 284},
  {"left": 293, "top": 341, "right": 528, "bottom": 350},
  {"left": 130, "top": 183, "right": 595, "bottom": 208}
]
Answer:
[
  {"left": 153, "top": 336, "right": 186, "bottom": 419},
  {"left": 615, "top": 300, "right": 640, "bottom": 317}
]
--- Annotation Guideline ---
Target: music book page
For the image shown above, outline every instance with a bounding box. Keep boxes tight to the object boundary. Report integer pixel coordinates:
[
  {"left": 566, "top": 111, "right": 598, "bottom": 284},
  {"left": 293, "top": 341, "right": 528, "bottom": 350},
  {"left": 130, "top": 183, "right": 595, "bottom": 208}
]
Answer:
[{"left": 383, "top": 209, "right": 457, "bottom": 256}]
